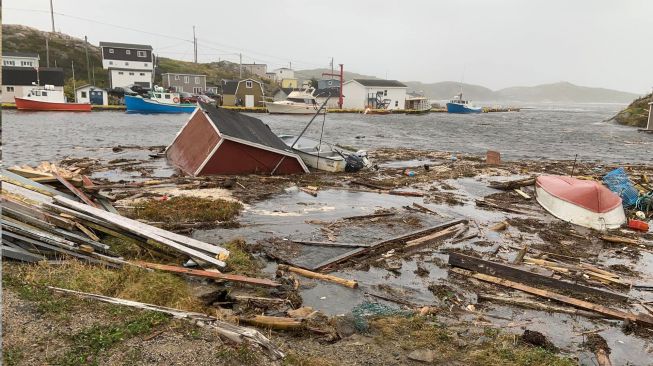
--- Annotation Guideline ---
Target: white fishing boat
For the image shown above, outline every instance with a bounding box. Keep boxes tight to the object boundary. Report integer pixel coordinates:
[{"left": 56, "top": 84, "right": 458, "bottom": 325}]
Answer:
[
  {"left": 265, "top": 88, "right": 325, "bottom": 114},
  {"left": 278, "top": 135, "right": 370, "bottom": 172}
]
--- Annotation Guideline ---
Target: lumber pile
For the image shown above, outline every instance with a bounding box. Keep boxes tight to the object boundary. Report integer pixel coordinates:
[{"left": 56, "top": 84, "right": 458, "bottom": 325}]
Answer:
[{"left": 1, "top": 169, "right": 230, "bottom": 268}]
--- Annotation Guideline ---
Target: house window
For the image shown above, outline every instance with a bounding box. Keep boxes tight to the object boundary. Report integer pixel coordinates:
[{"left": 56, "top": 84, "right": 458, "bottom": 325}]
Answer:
[
  {"left": 4, "top": 60, "right": 15, "bottom": 66},
  {"left": 246, "top": 80, "right": 253, "bottom": 88},
  {"left": 6, "top": 86, "right": 14, "bottom": 92},
  {"left": 144, "top": 63, "right": 148, "bottom": 67},
  {"left": 109, "top": 61, "right": 113, "bottom": 65},
  {"left": 395, "top": 100, "right": 398, "bottom": 107},
  {"left": 184, "top": 76, "right": 189, "bottom": 83},
  {"left": 125, "top": 62, "right": 129, "bottom": 66},
  {"left": 81, "top": 91, "right": 87, "bottom": 98},
  {"left": 140, "top": 72, "right": 145, "bottom": 76},
  {"left": 118, "top": 71, "right": 124, "bottom": 75},
  {"left": 164, "top": 94, "right": 170, "bottom": 99},
  {"left": 129, "top": 72, "right": 135, "bottom": 75},
  {"left": 195, "top": 77, "right": 200, "bottom": 84},
  {"left": 21, "top": 61, "right": 32, "bottom": 66},
  {"left": 384, "top": 90, "right": 388, "bottom": 96},
  {"left": 137, "top": 51, "right": 146, "bottom": 57},
  {"left": 42, "top": 91, "right": 48, "bottom": 96},
  {"left": 174, "top": 75, "right": 180, "bottom": 80},
  {"left": 176, "top": 86, "right": 183, "bottom": 92},
  {"left": 109, "top": 48, "right": 114, "bottom": 53},
  {"left": 193, "top": 87, "right": 202, "bottom": 93},
  {"left": 126, "top": 50, "right": 131, "bottom": 55}
]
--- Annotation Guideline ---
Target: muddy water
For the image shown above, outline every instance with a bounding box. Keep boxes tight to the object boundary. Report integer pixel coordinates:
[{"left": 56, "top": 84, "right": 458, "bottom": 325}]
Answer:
[{"left": 3, "top": 103, "right": 651, "bottom": 167}]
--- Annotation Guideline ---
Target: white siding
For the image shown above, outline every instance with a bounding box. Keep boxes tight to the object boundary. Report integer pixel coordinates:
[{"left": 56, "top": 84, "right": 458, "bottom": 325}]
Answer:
[
  {"left": 75, "top": 86, "right": 108, "bottom": 105},
  {"left": 110, "top": 70, "right": 152, "bottom": 88},
  {"left": 342, "top": 81, "right": 406, "bottom": 110},
  {"left": 2, "top": 85, "right": 63, "bottom": 103},
  {"left": 102, "top": 59, "right": 151, "bottom": 70},
  {"left": 2, "top": 55, "right": 40, "bottom": 68}
]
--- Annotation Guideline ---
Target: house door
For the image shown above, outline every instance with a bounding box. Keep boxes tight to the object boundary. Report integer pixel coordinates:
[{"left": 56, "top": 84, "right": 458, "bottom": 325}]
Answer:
[
  {"left": 245, "top": 95, "right": 254, "bottom": 108},
  {"left": 90, "top": 91, "right": 104, "bottom": 105}
]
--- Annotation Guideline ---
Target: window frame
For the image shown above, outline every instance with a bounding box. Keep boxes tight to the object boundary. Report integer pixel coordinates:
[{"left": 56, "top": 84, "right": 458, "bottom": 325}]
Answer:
[
  {"left": 184, "top": 76, "right": 190, "bottom": 83},
  {"left": 194, "top": 77, "right": 200, "bottom": 84},
  {"left": 245, "top": 80, "right": 253, "bottom": 88},
  {"left": 109, "top": 48, "right": 114, "bottom": 53},
  {"left": 6, "top": 86, "right": 14, "bottom": 92},
  {"left": 137, "top": 50, "right": 146, "bottom": 58},
  {"left": 126, "top": 50, "right": 131, "bottom": 55}
]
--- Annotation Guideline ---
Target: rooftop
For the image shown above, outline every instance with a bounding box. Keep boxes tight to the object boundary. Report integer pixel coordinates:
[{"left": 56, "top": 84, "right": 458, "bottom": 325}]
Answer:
[
  {"left": 99, "top": 41, "right": 153, "bottom": 50},
  {"left": 352, "top": 79, "right": 407, "bottom": 88},
  {"left": 3, "top": 51, "right": 40, "bottom": 58}
]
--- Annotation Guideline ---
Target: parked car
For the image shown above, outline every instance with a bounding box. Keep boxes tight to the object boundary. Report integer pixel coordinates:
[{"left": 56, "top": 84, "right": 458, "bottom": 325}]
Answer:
[{"left": 179, "top": 92, "right": 198, "bottom": 104}]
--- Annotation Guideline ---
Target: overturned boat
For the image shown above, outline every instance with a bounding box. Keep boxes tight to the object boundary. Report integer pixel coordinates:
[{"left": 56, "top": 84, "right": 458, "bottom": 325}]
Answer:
[
  {"left": 535, "top": 175, "right": 626, "bottom": 231},
  {"left": 278, "top": 135, "right": 370, "bottom": 173}
]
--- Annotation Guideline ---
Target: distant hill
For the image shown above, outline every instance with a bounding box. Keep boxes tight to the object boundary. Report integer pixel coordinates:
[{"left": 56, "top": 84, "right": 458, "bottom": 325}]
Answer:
[
  {"left": 611, "top": 93, "right": 651, "bottom": 127},
  {"left": 1, "top": 24, "right": 271, "bottom": 93},
  {"left": 298, "top": 67, "right": 639, "bottom": 103}
]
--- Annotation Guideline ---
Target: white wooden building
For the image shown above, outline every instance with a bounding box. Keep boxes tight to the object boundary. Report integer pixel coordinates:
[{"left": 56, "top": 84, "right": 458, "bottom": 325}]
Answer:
[
  {"left": 99, "top": 41, "right": 154, "bottom": 89},
  {"left": 342, "top": 79, "right": 407, "bottom": 110},
  {"left": 75, "top": 85, "right": 108, "bottom": 105}
]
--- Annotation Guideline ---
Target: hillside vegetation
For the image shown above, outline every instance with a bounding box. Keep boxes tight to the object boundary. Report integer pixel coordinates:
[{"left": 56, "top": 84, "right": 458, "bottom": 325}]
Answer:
[
  {"left": 2, "top": 24, "right": 275, "bottom": 94},
  {"left": 611, "top": 93, "right": 651, "bottom": 127}
]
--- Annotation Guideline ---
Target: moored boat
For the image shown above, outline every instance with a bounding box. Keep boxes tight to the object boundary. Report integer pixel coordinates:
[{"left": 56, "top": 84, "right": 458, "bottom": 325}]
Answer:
[
  {"left": 278, "top": 135, "right": 370, "bottom": 172},
  {"left": 125, "top": 88, "right": 196, "bottom": 113},
  {"left": 264, "top": 88, "right": 324, "bottom": 115},
  {"left": 404, "top": 94, "right": 431, "bottom": 114},
  {"left": 14, "top": 85, "right": 91, "bottom": 112},
  {"left": 446, "top": 92, "right": 482, "bottom": 114},
  {"left": 535, "top": 175, "right": 626, "bottom": 230}
]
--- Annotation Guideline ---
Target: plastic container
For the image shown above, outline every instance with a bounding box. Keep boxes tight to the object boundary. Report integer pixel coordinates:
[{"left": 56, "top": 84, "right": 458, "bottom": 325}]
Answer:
[{"left": 627, "top": 219, "right": 649, "bottom": 232}]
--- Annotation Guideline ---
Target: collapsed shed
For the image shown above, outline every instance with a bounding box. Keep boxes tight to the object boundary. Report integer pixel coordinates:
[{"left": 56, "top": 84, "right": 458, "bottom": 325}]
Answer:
[{"left": 166, "top": 102, "right": 309, "bottom": 176}]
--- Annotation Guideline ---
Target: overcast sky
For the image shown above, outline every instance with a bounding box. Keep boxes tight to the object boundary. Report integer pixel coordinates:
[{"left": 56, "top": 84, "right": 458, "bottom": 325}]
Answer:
[{"left": 4, "top": 0, "right": 652, "bottom": 93}]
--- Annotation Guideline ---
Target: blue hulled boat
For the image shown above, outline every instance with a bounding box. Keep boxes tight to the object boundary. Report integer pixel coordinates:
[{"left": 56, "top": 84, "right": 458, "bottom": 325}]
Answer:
[
  {"left": 125, "top": 91, "right": 196, "bottom": 114},
  {"left": 446, "top": 93, "right": 482, "bottom": 114}
]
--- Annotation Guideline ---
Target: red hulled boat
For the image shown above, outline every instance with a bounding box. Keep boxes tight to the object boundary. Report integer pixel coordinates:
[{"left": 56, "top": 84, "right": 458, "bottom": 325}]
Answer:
[{"left": 14, "top": 86, "right": 91, "bottom": 112}]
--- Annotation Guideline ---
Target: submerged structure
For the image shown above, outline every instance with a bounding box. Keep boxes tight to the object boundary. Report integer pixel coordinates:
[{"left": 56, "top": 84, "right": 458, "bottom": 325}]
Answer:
[{"left": 166, "top": 102, "right": 309, "bottom": 176}]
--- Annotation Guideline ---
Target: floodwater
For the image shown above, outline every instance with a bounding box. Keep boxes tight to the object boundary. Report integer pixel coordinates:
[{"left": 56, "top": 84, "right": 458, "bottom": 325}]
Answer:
[
  {"left": 3, "top": 102, "right": 651, "bottom": 167},
  {"left": 3, "top": 104, "right": 653, "bottom": 364}
]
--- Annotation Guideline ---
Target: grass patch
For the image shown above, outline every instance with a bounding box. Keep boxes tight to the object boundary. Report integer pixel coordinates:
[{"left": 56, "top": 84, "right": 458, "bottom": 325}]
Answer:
[
  {"left": 55, "top": 311, "right": 169, "bottom": 366},
  {"left": 215, "top": 346, "right": 262, "bottom": 365},
  {"left": 223, "top": 239, "right": 261, "bottom": 275},
  {"left": 3, "top": 261, "right": 204, "bottom": 312},
  {"left": 371, "top": 317, "right": 575, "bottom": 366},
  {"left": 3, "top": 347, "right": 25, "bottom": 366},
  {"left": 282, "top": 352, "right": 336, "bottom": 366},
  {"left": 129, "top": 196, "right": 243, "bottom": 224}
]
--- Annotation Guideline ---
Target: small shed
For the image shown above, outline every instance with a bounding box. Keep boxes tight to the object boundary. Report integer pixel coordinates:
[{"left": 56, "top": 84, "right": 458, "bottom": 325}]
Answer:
[
  {"left": 75, "top": 85, "right": 108, "bottom": 105},
  {"left": 221, "top": 79, "right": 265, "bottom": 107},
  {"left": 166, "top": 102, "right": 309, "bottom": 176}
]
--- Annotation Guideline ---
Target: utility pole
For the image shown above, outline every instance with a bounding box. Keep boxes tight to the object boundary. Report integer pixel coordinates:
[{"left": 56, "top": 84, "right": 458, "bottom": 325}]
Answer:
[
  {"left": 91, "top": 62, "right": 95, "bottom": 85},
  {"left": 45, "top": 36, "right": 50, "bottom": 67},
  {"left": 50, "top": 0, "right": 55, "bottom": 32},
  {"left": 193, "top": 26, "right": 197, "bottom": 64},
  {"left": 71, "top": 60, "right": 76, "bottom": 102},
  {"left": 84, "top": 36, "right": 90, "bottom": 82},
  {"left": 239, "top": 53, "right": 242, "bottom": 78},
  {"left": 289, "top": 61, "right": 292, "bottom": 70},
  {"left": 330, "top": 57, "right": 334, "bottom": 79}
]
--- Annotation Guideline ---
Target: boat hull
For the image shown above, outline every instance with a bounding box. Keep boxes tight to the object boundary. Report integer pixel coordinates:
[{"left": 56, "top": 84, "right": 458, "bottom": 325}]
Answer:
[
  {"left": 264, "top": 102, "right": 324, "bottom": 114},
  {"left": 14, "top": 97, "right": 92, "bottom": 112},
  {"left": 125, "top": 95, "right": 196, "bottom": 114},
  {"left": 446, "top": 103, "right": 482, "bottom": 114},
  {"left": 535, "top": 183, "right": 626, "bottom": 231},
  {"left": 293, "top": 149, "right": 346, "bottom": 172}
]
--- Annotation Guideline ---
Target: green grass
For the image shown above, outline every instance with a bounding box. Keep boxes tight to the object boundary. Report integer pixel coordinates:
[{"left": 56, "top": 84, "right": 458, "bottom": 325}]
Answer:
[
  {"left": 129, "top": 196, "right": 243, "bottom": 224},
  {"left": 3, "top": 347, "right": 25, "bottom": 366},
  {"left": 223, "top": 239, "right": 262, "bottom": 275},
  {"left": 55, "top": 311, "right": 169, "bottom": 366},
  {"left": 215, "top": 346, "right": 262, "bottom": 365}
]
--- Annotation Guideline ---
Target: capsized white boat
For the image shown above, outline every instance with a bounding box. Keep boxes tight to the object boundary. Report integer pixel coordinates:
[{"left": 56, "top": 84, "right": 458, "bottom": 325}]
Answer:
[
  {"left": 265, "top": 88, "right": 325, "bottom": 114},
  {"left": 535, "top": 175, "right": 626, "bottom": 231},
  {"left": 278, "top": 135, "right": 370, "bottom": 172}
]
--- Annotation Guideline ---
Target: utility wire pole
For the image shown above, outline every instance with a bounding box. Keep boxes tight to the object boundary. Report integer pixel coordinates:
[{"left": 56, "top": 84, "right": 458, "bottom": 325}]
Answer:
[
  {"left": 45, "top": 36, "right": 50, "bottom": 67},
  {"left": 193, "top": 26, "right": 197, "bottom": 64},
  {"left": 71, "top": 60, "right": 76, "bottom": 102},
  {"left": 84, "top": 36, "right": 91, "bottom": 82},
  {"left": 50, "top": 0, "right": 55, "bottom": 32},
  {"left": 239, "top": 53, "right": 242, "bottom": 78}
]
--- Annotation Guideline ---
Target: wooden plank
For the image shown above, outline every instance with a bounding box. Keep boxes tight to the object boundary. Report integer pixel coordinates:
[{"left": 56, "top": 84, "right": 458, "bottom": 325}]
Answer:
[
  {"left": 53, "top": 172, "right": 99, "bottom": 208},
  {"left": 448, "top": 252, "right": 629, "bottom": 302},
  {"left": 514, "top": 189, "right": 531, "bottom": 199},
  {"left": 489, "top": 177, "right": 535, "bottom": 190},
  {"left": 278, "top": 264, "right": 358, "bottom": 288},
  {"left": 349, "top": 180, "right": 393, "bottom": 191},
  {"left": 463, "top": 271, "right": 653, "bottom": 327},
  {"left": 134, "top": 261, "right": 280, "bottom": 287},
  {"left": 291, "top": 240, "right": 369, "bottom": 248},
  {"left": 48, "top": 286, "right": 285, "bottom": 359},
  {"left": 1, "top": 243, "right": 47, "bottom": 262},
  {"left": 343, "top": 212, "right": 395, "bottom": 220},
  {"left": 74, "top": 222, "right": 101, "bottom": 242},
  {"left": 1, "top": 170, "right": 76, "bottom": 200},
  {"left": 313, "top": 218, "right": 467, "bottom": 271},
  {"left": 53, "top": 196, "right": 229, "bottom": 259},
  {"left": 1, "top": 196, "right": 75, "bottom": 230},
  {"left": 601, "top": 235, "right": 640, "bottom": 246},
  {"left": 405, "top": 223, "right": 465, "bottom": 248},
  {"left": 240, "top": 315, "right": 303, "bottom": 330}
]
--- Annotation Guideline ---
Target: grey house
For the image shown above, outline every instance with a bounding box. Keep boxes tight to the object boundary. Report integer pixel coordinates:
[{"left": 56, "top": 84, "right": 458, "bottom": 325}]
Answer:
[{"left": 162, "top": 73, "right": 207, "bottom": 93}]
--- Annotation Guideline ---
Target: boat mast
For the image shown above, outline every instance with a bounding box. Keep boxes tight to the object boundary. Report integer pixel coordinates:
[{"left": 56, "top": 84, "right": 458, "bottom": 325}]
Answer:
[{"left": 291, "top": 95, "right": 331, "bottom": 149}]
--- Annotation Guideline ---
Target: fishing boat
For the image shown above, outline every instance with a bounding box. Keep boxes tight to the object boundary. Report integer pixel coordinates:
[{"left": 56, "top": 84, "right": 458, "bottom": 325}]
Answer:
[
  {"left": 125, "top": 88, "right": 196, "bottom": 113},
  {"left": 535, "top": 175, "right": 626, "bottom": 231},
  {"left": 404, "top": 94, "right": 431, "bottom": 114},
  {"left": 446, "top": 93, "right": 482, "bottom": 114},
  {"left": 278, "top": 135, "right": 370, "bottom": 172},
  {"left": 264, "top": 88, "right": 324, "bottom": 114},
  {"left": 14, "top": 85, "right": 91, "bottom": 112}
]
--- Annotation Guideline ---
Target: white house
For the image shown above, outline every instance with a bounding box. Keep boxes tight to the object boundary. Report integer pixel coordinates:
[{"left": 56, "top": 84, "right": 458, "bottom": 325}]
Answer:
[
  {"left": 342, "top": 79, "right": 407, "bottom": 110},
  {"left": 2, "top": 51, "right": 40, "bottom": 68},
  {"left": 271, "top": 67, "right": 294, "bottom": 82},
  {"left": 99, "top": 41, "right": 154, "bottom": 89},
  {"left": 75, "top": 85, "right": 108, "bottom": 105}
]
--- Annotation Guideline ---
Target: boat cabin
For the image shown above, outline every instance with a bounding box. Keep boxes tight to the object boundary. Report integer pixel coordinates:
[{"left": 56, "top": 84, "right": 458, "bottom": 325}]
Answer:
[
  {"left": 405, "top": 96, "right": 430, "bottom": 111},
  {"left": 150, "top": 91, "right": 181, "bottom": 105},
  {"left": 285, "top": 89, "right": 318, "bottom": 105},
  {"left": 25, "top": 85, "right": 66, "bottom": 103}
]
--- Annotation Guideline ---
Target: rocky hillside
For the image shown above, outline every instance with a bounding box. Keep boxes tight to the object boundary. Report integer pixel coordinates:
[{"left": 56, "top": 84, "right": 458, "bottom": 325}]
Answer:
[
  {"left": 611, "top": 93, "right": 651, "bottom": 127},
  {"left": 1, "top": 24, "right": 271, "bottom": 91}
]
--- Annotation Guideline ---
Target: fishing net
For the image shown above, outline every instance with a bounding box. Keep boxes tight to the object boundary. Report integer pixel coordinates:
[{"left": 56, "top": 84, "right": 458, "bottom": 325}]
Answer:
[
  {"left": 351, "top": 301, "right": 413, "bottom": 332},
  {"left": 603, "top": 168, "right": 639, "bottom": 207}
]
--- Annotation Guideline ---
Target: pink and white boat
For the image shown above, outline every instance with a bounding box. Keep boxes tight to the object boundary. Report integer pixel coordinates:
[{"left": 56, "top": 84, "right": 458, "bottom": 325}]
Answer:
[{"left": 535, "top": 175, "right": 626, "bottom": 231}]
